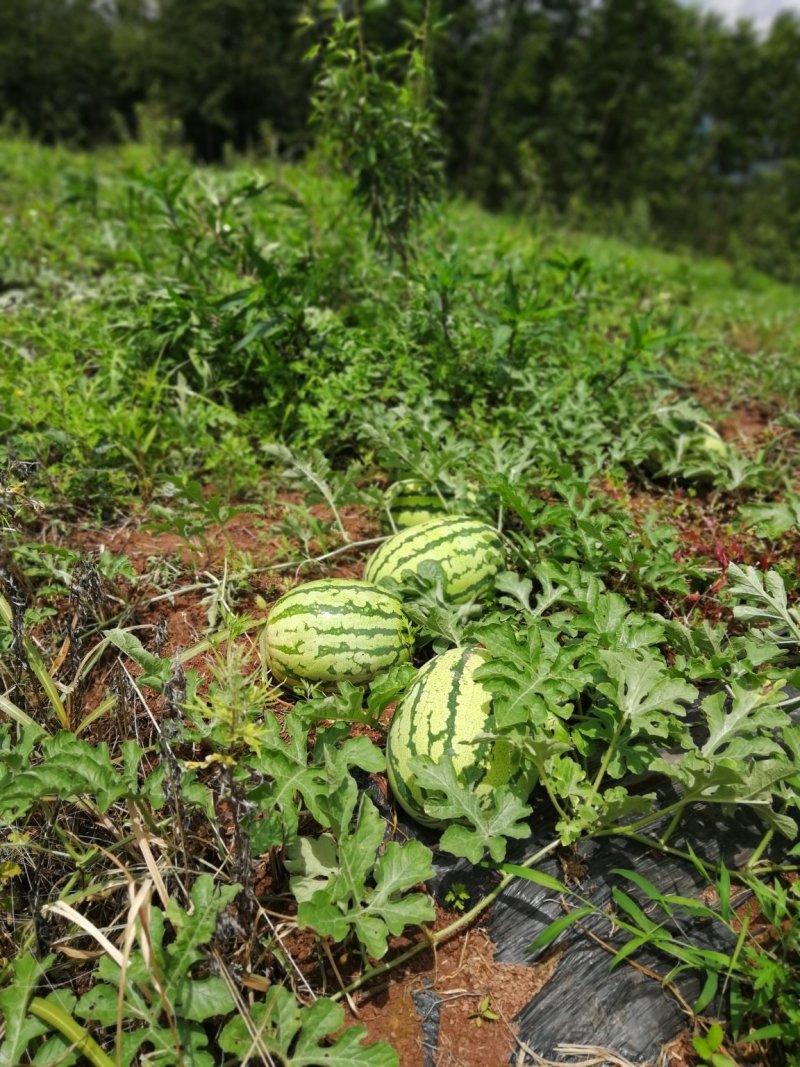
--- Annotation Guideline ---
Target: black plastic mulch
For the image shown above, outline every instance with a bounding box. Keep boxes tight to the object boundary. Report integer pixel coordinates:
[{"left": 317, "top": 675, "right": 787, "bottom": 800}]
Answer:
[{"left": 376, "top": 689, "right": 800, "bottom": 1066}]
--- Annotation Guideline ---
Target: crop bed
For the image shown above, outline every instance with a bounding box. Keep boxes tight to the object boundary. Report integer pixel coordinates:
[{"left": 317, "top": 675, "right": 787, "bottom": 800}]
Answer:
[{"left": 1, "top": 140, "right": 799, "bottom": 1066}]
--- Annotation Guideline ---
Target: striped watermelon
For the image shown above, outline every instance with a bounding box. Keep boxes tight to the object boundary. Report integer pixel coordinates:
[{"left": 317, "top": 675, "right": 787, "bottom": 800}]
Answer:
[
  {"left": 386, "top": 647, "right": 530, "bottom": 827},
  {"left": 265, "top": 579, "right": 413, "bottom": 686},
  {"left": 385, "top": 480, "right": 449, "bottom": 531},
  {"left": 365, "top": 515, "right": 504, "bottom": 604}
]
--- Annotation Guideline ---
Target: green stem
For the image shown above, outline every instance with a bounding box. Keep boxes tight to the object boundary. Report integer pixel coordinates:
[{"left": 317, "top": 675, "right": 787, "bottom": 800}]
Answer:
[
  {"left": 332, "top": 836, "right": 561, "bottom": 1001},
  {"left": 540, "top": 777, "right": 569, "bottom": 822},
  {"left": 745, "top": 828, "right": 774, "bottom": 871},
  {"left": 606, "top": 828, "right": 703, "bottom": 866},
  {"left": 29, "top": 997, "right": 114, "bottom": 1067},
  {"left": 594, "top": 797, "right": 687, "bottom": 839},
  {"left": 658, "top": 806, "right": 684, "bottom": 846},
  {"left": 585, "top": 715, "right": 626, "bottom": 807},
  {"left": 352, "top": 0, "right": 369, "bottom": 72},
  {"left": 419, "top": 0, "right": 432, "bottom": 104},
  {"left": 431, "top": 482, "right": 450, "bottom": 510}
]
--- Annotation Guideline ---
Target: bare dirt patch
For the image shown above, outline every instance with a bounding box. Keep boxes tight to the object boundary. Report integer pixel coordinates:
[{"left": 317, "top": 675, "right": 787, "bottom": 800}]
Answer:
[
  {"left": 346, "top": 924, "right": 562, "bottom": 1067},
  {"left": 77, "top": 497, "right": 378, "bottom": 578},
  {"left": 717, "top": 403, "right": 777, "bottom": 448},
  {"left": 687, "top": 377, "right": 786, "bottom": 452},
  {"left": 66, "top": 493, "right": 382, "bottom": 721},
  {"left": 600, "top": 476, "right": 800, "bottom": 623},
  {"left": 725, "top": 321, "right": 785, "bottom": 357}
]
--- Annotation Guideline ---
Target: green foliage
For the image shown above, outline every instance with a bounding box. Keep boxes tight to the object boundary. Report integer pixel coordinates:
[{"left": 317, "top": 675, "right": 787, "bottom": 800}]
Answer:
[
  {"left": 218, "top": 986, "right": 399, "bottom": 1066},
  {"left": 1, "top": 877, "right": 251, "bottom": 1067},
  {"left": 523, "top": 857, "right": 800, "bottom": 1055},
  {"left": 306, "top": 9, "right": 442, "bottom": 262},
  {"left": 726, "top": 562, "right": 800, "bottom": 650},
  {"left": 75, "top": 875, "right": 240, "bottom": 1065},
  {"left": 3, "top": 2, "right": 800, "bottom": 280},
  {"left": 693, "top": 1024, "right": 736, "bottom": 1067},
  {"left": 2, "top": 139, "right": 797, "bottom": 522},
  {"left": 740, "top": 494, "right": 800, "bottom": 539},
  {"left": 740, "top": 867, "right": 800, "bottom": 1046},
  {"left": 443, "top": 880, "right": 469, "bottom": 911},
  {"left": 0, "top": 730, "right": 165, "bottom": 821},
  {"left": 0, "top": 954, "right": 59, "bottom": 1067},
  {"left": 0, "top": 0, "right": 125, "bottom": 146},
  {"left": 1, "top": 137, "right": 799, "bottom": 1066},
  {"left": 302, "top": 663, "right": 418, "bottom": 726},
  {"left": 289, "top": 790, "right": 435, "bottom": 958},
  {"left": 146, "top": 0, "right": 310, "bottom": 160},
  {"left": 409, "top": 757, "right": 532, "bottom": 863},
  {"left": 244, "top": 719, "right": 386, "bottom": 854}
]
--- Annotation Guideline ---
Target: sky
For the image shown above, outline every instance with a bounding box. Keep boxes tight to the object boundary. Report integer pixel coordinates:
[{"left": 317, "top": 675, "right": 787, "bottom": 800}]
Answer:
[{"left": 694, "top": 0, "right": 800, "bottom": 30}]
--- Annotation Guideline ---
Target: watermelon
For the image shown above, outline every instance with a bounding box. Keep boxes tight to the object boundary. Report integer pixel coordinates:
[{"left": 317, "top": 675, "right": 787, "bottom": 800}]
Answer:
[
  {"left": 365, "top": 515, "right": 504, "bottom": 604},
  {"left": 264, "top": 579, "right": 413, "bottom": 686},
  {"left": 386, "top": 647, "right": 531, "bottom": 827},
  {"left": 385, "top": 480, "right": 449, "bottom": 531}
]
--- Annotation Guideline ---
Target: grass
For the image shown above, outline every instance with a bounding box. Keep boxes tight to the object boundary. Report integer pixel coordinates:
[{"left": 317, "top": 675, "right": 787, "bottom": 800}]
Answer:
[{"left": 1, "top": 136, "right": 799, "bottom": 1066}]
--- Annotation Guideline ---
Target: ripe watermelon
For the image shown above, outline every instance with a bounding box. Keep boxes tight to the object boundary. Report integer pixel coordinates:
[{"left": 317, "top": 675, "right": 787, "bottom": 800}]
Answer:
[
  {"left": 385, "top": 480, "right": 449, "bottom": 531},
  {"left": 386, "top": 647, "right": 530, "bottom": 827},
  {"left": 365, "top": 515, "right": 504, "bottom": 604},
  {"left": 265, "top": 579, "right": 413, "bottom": 686}
]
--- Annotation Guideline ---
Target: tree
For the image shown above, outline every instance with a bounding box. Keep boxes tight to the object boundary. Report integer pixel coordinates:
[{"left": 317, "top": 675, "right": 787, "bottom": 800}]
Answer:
[
  {"left": 0, "top": 0, "right": 121, "bottom": 144},
  {"left": 149, "top": 0, "right": 311, "bottom": 160}
]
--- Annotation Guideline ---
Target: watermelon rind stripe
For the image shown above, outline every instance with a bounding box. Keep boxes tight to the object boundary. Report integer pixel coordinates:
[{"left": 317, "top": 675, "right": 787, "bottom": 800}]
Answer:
[
  {"left": 386, "top": 481, "right": 450, "bottom": 530},
  {"left": 269, "top": 601, "right": 403, "bottom": 624},
  {"left": 373, "top": 528, "right": 491, "bottom": 577},
  {"left": 265, "top": 578, "right": 412, "bottom": 686},
  {"left": 396, "top": 496, "right": 441, "bottom": 508},
  {"left": 365, "top": 516, "right": 503, "bottom": 604},
  {"left": 273, "top": 579, "right": 392, "bottom": 598},
  {"left": 274, "top": 637, "right": 409, "bottom": 656},
  {"left": 386, "top": 647, "right": 532, "bottom": 827},
  {"left": 268, "top": 624, "right": 405, "bottom": 641},
  {"left": 367, "top": 515, "right": 478, "bottom": 576}
]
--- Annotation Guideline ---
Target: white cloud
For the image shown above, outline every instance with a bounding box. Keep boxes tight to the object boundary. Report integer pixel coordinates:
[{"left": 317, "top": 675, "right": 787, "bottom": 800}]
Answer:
[{"left": 691, "top": 0, "right": 800, "bottom": 31}]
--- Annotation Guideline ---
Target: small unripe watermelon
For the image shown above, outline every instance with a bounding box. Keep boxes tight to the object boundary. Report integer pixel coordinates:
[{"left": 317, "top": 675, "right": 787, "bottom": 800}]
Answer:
[
  {"left": 265, "top": 579, "right": 412, "bottom": 686},
  {"left": 365, "top": 515, "right": 504, "bottom": 604},
  {"left": 386, "top": 647, "right": 532, "bottom": 826}
]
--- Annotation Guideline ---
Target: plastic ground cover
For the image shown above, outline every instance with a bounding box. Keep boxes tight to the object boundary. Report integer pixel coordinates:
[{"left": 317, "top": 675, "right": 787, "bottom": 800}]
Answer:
[{"left": 380, "top": 689, "right": 800, "bottom": 1065}]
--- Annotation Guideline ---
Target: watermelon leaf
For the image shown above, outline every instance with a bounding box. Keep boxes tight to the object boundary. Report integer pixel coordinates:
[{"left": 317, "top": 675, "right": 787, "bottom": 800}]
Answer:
[
  {"left": 0, "top": 732, "right": 163, "bottom": 822},
  {"left": 726, "top": 563, "right": 800, "bottom": 645},
  {"left": 301, "top": 682, "right": 372, "bottom": 724},
  {"left": 295, "top": 795, "right": 435, "bottom": 958},
  {"left": 595, "top": 648, "right": 696, "bottom": 740},
  {"left": 647, "top": 684, "right": 798, "bottom": 825},
  {"left": 472, "top": 618, "right": 587, "bottom": 729},
  {"left": 219, "top": 986, "right": 398, "bottom": 1066},
  {"left": 105, "top": 628, "right": 172, "bottom": 691},
  {"left": 701, "top": 683, "right": 788, "bottom": 759},
  {"left": 739, "top": 496, "right": 800, "bottom": 540},
  {"left": 400, "top": 568, "right": 478, "bottom": 651},
  {"left": 246, "top": 722, "right": 385, "bottom": 852},
  {"left": 367, "top": 663, "right": 418, "bottom": 718},
  {"left": 409, "top": 756, "right": 532, "bottom": 862},
  {"left": 76, "top": 875, "right": 239, "bottom": 1064},
  {"left": 0, "top": 953, "right": 53, "bottom": 1067}
]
